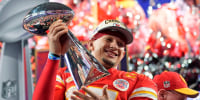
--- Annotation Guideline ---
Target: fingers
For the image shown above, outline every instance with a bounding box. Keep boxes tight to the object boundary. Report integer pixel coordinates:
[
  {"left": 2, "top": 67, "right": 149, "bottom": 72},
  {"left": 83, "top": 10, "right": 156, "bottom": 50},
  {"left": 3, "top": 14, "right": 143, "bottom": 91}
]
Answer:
[
  {"left": 72, "top": 90, "right": 89, "bottom": 99},
  {"left": 48, "top": 19, "right": 69, "bottom": 46},
  {"left": 71, "top": 96, "right": 80, "bottom": 100},
  {"left": 47, "top": 20, "right": 69, "bottom": 55},
  {"left": 102, "top": 85, "right": 109, "bottom": 99},
  {"left": 48, "top": 20, "right": 68, "bottom": 38},
  {"left": 54, "top": 29, "right": 68, "bottom": 42},
  {"left": 49, "top": 19, "right": 66, "bottom": 32},
  {"left": 81, "top": 86, "right": 98, "bottom": 99},
  {"left": 71, "top": 86, "right": 110, "bottom": 100},
  {"left": 71, "top": 86, "right": 98, "bottom": 99},
  {"left": 70, "top": 95, "right": 80, "bottom": 100},
  {"left": 71, "top": 91, "right": 82, "bottom": 100},
  {"left": 49, "top": 20, "right": 62, "bottom": 34}
]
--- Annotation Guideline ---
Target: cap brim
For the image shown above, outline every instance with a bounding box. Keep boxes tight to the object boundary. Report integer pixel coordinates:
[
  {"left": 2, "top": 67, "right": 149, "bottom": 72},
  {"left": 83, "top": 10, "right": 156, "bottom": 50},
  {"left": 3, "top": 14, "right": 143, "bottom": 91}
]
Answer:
[
  {"left": 99, "top": 26, "right": 133, "bottom": 44},
  {"left": 175, "top": 88, "right": 199, "bottom": 98}
]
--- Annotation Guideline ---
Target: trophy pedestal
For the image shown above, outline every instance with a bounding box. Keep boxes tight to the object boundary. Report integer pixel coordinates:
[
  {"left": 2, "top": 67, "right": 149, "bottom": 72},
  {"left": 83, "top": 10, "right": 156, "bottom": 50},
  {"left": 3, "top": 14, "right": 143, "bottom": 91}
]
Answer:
[
  {"left": 0, "top": 40, "right": 33, "bottom": 100},
  {"left": 0, "top": 0, "right": 48, "bottom": 99}
]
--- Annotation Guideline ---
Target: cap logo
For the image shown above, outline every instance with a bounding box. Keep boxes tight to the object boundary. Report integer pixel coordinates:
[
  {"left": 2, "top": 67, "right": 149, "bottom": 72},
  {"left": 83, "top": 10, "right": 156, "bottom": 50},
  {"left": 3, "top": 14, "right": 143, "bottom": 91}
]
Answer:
[
  {"left": 113, "top": 23, "right": 121, "bottom": 27},
  {"left": 163, "top": 81, "right": 170, "bottom": 88},
  {"left": 105, "top": 20, "right": 120, "bottom": 24},
  {"left": 113, "top": 79, "right": 129, "bottom": 91},
  {"left": 104, "top": 20, "right": 126, "bottom": 28}
]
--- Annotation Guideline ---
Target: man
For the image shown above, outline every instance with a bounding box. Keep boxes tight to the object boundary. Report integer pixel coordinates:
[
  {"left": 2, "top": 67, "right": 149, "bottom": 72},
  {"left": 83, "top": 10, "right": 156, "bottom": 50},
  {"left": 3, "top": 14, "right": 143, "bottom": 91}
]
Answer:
[
  {"left": 33, "top": 19, "right": 157, "bottom": 100},
  {"left": 153, "top": 71, "right": 199, "bottom": 100}
]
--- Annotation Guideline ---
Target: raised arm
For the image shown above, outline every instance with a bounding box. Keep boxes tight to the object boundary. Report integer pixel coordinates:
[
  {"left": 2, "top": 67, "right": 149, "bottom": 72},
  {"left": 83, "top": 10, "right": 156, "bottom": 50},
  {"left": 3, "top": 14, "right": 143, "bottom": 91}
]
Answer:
[{"left": 32, "top": 20, "right": 72, "bottom": 100}]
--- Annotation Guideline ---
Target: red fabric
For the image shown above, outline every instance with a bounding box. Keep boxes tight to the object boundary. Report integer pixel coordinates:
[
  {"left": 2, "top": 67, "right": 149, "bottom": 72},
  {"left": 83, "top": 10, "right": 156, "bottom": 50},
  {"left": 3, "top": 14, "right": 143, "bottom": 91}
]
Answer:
[
  {"left": 46, "top": 30, "right": 49, "bottom": 34},
  {"left": 32, "top": 59, "right": 60, "bottom": 100},
  {"left": 54, "top": 67, "right": 157, "bottom": 100},
  {"left": 91, "top": 32, "right": 107, "bottom": 40}
]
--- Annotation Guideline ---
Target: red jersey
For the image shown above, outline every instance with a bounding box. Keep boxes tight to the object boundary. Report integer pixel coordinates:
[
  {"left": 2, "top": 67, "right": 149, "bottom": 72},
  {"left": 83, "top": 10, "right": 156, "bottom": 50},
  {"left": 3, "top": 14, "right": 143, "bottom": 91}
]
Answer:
[{"left": 54, "top": 63, "right": 158, "bottom": 100}]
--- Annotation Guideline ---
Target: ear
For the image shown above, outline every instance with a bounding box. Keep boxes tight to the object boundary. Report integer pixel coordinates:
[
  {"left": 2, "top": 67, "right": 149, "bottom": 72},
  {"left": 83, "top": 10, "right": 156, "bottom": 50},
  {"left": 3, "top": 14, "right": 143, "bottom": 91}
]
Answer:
[
  {"left": 158, "top": 89, "right": 167, "bottom": 100},
  {"left": 87, "top": 40, "right": 94, "bottom": 51}
]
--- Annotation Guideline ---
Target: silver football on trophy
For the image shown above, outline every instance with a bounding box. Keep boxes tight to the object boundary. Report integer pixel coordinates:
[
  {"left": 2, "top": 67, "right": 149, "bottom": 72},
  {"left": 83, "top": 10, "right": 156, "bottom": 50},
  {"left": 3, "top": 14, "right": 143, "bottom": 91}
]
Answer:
[
  {"left": 23, "top": 2, "right": 74, "bottom": 35},
  {"left": 23, "top": 2, "right": 110, "bottom": 89}
]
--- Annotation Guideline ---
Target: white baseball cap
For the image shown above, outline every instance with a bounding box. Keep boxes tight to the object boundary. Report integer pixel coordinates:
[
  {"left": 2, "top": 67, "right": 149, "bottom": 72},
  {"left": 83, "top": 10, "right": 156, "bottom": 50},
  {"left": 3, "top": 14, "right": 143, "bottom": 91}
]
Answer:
[{"left": 90, "top": 19, "right": 133, "bottom": 44}]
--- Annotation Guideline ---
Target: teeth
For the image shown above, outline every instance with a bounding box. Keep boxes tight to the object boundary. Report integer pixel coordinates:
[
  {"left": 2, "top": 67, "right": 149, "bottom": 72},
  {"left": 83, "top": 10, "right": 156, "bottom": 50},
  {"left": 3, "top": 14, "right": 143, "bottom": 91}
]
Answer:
[
  {"left": 105, "top": 48, "right": 118, "bottom": 56},
  {"left": 107, "top": 52, "right": 117, "bottom": 57},
  {"left": 108, "top": 52, "right": 114, "bottom": 57}
]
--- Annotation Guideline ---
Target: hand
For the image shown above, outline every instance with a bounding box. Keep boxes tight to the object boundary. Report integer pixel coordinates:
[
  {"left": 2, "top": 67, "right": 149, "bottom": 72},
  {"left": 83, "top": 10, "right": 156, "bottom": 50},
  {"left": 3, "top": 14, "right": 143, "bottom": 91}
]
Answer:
[
  {"left": 48, "top": 20, "right": 73, "bottom": 56},
  {"left": 71, "top": 85, "right": 109, "bottom": 100}
]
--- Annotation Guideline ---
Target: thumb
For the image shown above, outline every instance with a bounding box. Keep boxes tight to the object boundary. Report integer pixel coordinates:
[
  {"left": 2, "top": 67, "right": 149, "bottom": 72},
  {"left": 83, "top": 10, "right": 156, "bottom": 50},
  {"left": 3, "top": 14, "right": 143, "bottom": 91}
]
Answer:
[{"left": 102, "top": 85, "right": 109, "bottom": 99}]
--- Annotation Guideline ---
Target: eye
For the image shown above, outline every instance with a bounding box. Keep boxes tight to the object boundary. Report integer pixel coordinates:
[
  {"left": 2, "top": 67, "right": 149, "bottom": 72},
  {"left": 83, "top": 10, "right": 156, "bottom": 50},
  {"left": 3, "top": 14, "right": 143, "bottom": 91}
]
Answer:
[
  {"left": 117, "top": 41, "right": 125, "bottom": 47},
  {"left": 106, "top": 38, "right": 113, "bottom": 42}
]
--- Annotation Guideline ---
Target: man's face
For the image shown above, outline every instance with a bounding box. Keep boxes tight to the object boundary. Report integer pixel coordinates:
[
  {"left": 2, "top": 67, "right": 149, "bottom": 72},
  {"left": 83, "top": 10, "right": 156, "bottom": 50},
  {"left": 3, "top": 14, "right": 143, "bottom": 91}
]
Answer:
[
  {"left": 89, "top": 34, "right": 126, "bottom": 69},
  {"left": 158, "top": 90, "right": 187, "bottom": 100}
]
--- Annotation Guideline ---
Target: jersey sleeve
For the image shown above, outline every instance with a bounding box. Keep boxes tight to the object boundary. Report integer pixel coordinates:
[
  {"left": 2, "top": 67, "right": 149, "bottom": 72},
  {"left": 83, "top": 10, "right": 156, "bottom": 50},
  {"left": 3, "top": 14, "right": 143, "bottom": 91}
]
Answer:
[
  {"left": 53, "top": 67, "right": 67, "bottom": 100},
  {"left": 32, "top": 58, "right": 60, "bottom": 100},
  {"left": 129, "top": 74, "right": 158, "bottom": 100}
]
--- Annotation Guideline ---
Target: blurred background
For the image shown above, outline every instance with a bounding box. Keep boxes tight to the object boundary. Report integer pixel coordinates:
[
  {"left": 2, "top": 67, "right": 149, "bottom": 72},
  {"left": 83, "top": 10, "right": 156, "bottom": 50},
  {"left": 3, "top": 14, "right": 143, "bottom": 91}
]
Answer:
[{"left": 0, "top": 0, "right": 199, "bottom": 99}]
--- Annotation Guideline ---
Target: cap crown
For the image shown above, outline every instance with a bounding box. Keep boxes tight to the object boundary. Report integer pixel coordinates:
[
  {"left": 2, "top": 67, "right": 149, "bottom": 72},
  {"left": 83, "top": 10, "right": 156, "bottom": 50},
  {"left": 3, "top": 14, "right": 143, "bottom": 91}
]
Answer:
[
  {"left": 90, "top": 19, "right": 133, "bottom": 44},
  {"left": 153, "top": 71, "right": 187, "bottom": 90}
]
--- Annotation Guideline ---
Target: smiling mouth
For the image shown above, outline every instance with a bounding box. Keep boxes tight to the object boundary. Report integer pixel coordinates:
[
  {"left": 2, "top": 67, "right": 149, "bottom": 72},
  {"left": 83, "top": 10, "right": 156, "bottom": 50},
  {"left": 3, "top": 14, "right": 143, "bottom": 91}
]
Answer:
[
  {"left": 104, "top": 48, "right": 118, "bottom": 57},
  {"left": 106, "top": 52, "right": 117, "bottom": 57}
]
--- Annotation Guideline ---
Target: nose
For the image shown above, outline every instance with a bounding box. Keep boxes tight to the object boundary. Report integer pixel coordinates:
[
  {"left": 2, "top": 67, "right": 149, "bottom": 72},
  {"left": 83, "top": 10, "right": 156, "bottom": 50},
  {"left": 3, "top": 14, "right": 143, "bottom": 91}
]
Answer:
[{"left": 110, "top": 40, "right": 118, "bottom": 49}]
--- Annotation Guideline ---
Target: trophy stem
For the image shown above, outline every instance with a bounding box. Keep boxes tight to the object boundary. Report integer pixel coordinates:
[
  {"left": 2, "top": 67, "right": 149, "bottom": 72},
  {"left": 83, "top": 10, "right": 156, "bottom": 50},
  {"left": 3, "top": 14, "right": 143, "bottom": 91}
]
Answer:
[{"left": 64, "top": 31, "right": 110, "bottom": 89}]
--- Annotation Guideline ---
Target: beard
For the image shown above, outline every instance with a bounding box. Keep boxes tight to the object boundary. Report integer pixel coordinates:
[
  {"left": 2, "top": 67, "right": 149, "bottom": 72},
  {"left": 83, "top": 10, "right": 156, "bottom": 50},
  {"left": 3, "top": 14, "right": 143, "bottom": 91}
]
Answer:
[{"left": 102, "top": 58, "right": 115, "bottom": 69}]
